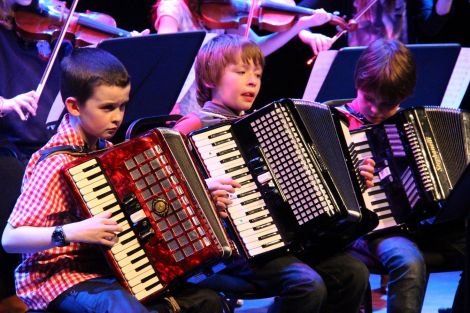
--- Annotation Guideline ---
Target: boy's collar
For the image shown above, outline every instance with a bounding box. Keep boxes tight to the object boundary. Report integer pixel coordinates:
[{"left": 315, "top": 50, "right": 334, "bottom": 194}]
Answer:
[
  {"left": 344, "top": 103, "right": 371, "bottom": 125},
  {"left": 200, "top": 101, "right": 242, "bottom": 119}
]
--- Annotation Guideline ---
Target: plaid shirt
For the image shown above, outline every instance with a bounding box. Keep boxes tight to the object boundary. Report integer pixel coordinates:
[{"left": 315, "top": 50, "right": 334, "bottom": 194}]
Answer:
[{"left": 8, "top": 114, "right": 112, "bottom": 310}]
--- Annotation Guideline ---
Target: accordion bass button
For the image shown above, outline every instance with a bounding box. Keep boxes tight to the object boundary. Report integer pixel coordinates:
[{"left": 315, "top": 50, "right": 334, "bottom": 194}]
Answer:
[{"left": 257, "top": 172, "right": 272, "bottom": 185}]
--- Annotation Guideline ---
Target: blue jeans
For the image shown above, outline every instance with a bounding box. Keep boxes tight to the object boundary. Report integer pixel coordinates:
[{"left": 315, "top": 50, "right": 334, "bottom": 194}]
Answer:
[
  {"left": 49, "top": 277, "right": 223, "bottom": 313},
  {"left": 350, "top": 235, "right": 427, "bottom": 313},
  {"left": 200, "top": 253, "right": 369, "bottom": 313}
]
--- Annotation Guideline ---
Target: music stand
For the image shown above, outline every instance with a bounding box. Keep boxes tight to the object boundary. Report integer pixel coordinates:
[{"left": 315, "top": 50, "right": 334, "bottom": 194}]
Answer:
[
  {"left": 46, "top": 31, "right": 206, "bottom": 140},
  {"left": 303, "top": 44, "right": 469, "bottom": 109},
  {"left": 98, "top": 31, "right": 205, "bottom": 121}
]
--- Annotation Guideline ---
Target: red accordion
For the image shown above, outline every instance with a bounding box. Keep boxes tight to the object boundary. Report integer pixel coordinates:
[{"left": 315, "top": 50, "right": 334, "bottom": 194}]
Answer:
[{"left": 62, "top": 128, "right": 232, "bottom": 302}]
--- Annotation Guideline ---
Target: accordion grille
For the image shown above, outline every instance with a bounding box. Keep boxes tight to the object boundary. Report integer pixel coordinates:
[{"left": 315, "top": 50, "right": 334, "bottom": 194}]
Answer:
[
  {"left": 292, "top": 99, "right": 361, "bottom": 214},
  {"left": 250, "top": 103, "right": 339, "bottom": 225},
  {"left": 425, "top": 107, "right": 470, "bottom": 187}
]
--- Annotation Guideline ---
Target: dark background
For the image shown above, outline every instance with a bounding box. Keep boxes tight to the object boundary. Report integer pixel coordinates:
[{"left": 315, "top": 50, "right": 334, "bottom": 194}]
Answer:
[{"left": 67, "top": 0, "right": 469, "bottom": 111}]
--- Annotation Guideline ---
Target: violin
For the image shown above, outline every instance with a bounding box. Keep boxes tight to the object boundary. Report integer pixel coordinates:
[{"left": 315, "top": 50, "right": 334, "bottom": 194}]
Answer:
[
  {"left": 199, "top": 0, "right": 353, "bottom": 33},
  {"left": 14, "top": 0, "right": 131, "bottom": 47}
]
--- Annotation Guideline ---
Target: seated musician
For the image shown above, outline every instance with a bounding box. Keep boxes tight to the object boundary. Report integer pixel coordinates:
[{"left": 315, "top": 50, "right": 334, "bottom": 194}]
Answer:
[
  {"left": 173, "top": 33, "right": 371, "bottom": 313},
  {"left": 1, "top": 47, "right": 224, "bottom": 313},
  {"left": 338, "top": 38, "right": 465, "bottom": 313}
]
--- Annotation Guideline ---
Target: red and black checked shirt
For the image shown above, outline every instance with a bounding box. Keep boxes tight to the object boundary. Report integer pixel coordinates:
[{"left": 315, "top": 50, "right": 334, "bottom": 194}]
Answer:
[{"left": 8, "top": 114, "right": 113, "bottom": 310}]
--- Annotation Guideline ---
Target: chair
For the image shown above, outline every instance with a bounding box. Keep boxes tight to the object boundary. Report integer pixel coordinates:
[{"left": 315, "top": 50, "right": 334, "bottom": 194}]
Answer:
[
  {"left": 124, "top": 114, "right": 182, "bottom": 140},
  {"left": 0, "top": 146, "right": 28, "bottom": 312}
]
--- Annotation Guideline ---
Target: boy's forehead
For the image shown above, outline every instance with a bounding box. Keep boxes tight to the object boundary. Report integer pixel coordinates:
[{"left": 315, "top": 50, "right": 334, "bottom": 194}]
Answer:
[
  {"left": 228, "top": 56, "right": 262, "bottom": 68},
  {"left": 88, "top": 84, "right": 130, "bottom": 102}
]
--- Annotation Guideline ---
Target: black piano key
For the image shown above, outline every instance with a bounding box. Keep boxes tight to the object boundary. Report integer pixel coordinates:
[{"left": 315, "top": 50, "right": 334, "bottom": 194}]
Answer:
[
  {"left": 131, "top": 253, "right": 147, "bottom": 265},
  {"left": 141, "top": 272, "right": 158, "bottom": 284},
  {"left": 121, "top": 234, "right": 136, "bottom": 246},
  {"left": 253, "top": 221, "right": 274, "bottom": 231},
  {"left": 258, "top": 232, "right": 279, "bottom": 241},
  {"left": 225, "top": 164, "right": 246, "bottom": 174},
  {"left": 217, "top": 147, "right": 237, "bottom": 156},
  {"left": 97, "top": 190, "right": 113, "bottom": 200},
  {"left": 87, "top": 171, "right": 102, "bottom": 181},
  {"left": 93, "top": 182, "right": 109, "bottom": 192},
  {"left": 117, "top": 228, "right": 133, "bottom": 238},
  {"left": 145, "top": 281, "right": 161, "bottom": 291},
  {"left": 82, "top": 163, "right": 99, "bottom": 172},
  {"left": 241, "top": 197, "right": 262, "bottom": 206},
  {"left": 208, "top": 130, "right": 230, "bottom": 140},
  {"left": 261, "top": 239, "right": 282, "bottom": 248},
  {"left": 126, "top": 246, "right": 142, "bottom": 257}
]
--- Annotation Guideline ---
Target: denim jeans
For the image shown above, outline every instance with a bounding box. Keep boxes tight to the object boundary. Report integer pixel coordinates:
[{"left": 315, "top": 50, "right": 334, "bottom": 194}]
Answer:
[
  {"left": 350, "top": 235, "right": 427, "bottom": 313},
  {"left": 49, "top": 277, "right": 223, "bottom": 313},
  {"left": 200, "top": 253, "right": 369, "bottom": 313}
]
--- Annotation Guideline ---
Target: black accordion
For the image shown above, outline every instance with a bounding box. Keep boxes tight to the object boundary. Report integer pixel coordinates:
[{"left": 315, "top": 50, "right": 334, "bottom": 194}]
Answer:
[
  {"left": 188, "top": 99, "right": 378, "bottom": 261},
  {"left": 348, "top": 106, "right": 470, "bottom": 231},
  {"left": 62, "top": 128, "right": 232, "bottom": 302}
]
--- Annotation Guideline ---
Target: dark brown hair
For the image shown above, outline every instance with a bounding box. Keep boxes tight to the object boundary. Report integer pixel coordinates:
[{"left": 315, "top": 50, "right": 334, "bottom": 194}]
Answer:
[
  {"left": 60, "top": 47, "right": 130, "bottom": 105},
  {"left": 354, "top": 38, "right": 416, "bottom": 107}
]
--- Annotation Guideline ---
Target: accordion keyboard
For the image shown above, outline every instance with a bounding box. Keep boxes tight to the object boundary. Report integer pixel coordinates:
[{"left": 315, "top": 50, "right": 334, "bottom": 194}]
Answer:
[
  {"left": 68, "top": 158, "right": 164, "bottom": 300},
  {"left": 191, "top": 124, "right": 286, "bottom": 258},
  {"left": 350, "top": 131, "right": 397, "bottom": 230}
]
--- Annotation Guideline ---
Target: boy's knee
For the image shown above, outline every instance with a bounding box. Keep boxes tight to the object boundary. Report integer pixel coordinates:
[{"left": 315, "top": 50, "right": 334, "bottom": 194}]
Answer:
[
  {"left": 349, "top": 260, "right": 370, "bottom": 288},
  {"left": 282, "top": 263, "right": 327, "bottom": 299}
]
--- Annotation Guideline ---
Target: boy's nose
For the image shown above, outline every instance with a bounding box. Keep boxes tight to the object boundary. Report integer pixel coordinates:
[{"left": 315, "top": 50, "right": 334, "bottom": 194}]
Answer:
[
  {"left": 112, "top": 111, "right": 124, "bottom": 124},
  {"left": 248, "top": 76, "right": 258, "bottom": 86}
]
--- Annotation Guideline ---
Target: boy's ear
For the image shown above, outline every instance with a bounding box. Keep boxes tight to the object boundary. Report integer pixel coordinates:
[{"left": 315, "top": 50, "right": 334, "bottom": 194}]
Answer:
[{"left": 65, "top": 97, "right": 81, "bottom": 116}]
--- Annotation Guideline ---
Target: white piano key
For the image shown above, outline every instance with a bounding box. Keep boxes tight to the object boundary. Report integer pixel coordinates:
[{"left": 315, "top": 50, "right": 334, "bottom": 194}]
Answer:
[
  {"left": 117, "top": 249, "right": 145, "bottom": 268},
  {"left": 204, "top": 150, "right": 241, "bottom": 165},
  {"left": 72, "top": 165, "right": 102, "bottom": 182},
  {"left": 236, "top": 216, "right": 273, "bottom": 232},
  {"left": 68, "top": 159, "right": 97, "bottom": 176},
  {"left": 228, "top": 201, "right": 266, "bottom": 219},
  {"left": 123, "top": 263, "right": 154, "bottom": 281},
  {"left": 369, "top": 192, "right": 388, "bottom": 202},
  {"left": 90, "top": 201, "right": 120, "bottom": 216},
  {"left": 75, "top": 174, "right": 107, "bottom": 189},
  {"left": 132, "top": 276, "right": 163, "bottom": 297},
  {"left": 78, "top": 177, "right": 108, "bottom": 195},
  {"left": 128, "top": 267, "right": 158, "bottom": 288},
  {"left": 232, "top": 210, "right": 270, "bottom": 226},
  {"left": 86, "top": 193, "right": 117, "bottom": 209},
  {"left": 248, "top": 241, "right": 285, "bottom": 257},
  {"left": 205, "top": 157, "right": 245, "bottom": 172},
  {"left": 245, "top": 234, "right": 282, "bottom": 250},
  {"left": 114, "top": 241, "right": 141, "bottom": 261},
  {"left": 241, "top": 225, "right": 279, "bottom": 244},
  {"left": 134, "top": 282, "right": 164, "bottom": 301},
  {"left": 83, "top": 185, "right": 112, "bottom": 202},
  {"left": 191, "top": 125, "right": 231, "bottom": 143},
  {"left": 199, "top": 142, "right": 238, "bottom": 159}
]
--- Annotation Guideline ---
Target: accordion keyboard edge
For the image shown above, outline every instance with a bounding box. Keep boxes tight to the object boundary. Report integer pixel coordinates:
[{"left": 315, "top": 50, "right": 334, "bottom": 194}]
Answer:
[{"left": 62, "top": 128, "right": 231, "bottom": 302}]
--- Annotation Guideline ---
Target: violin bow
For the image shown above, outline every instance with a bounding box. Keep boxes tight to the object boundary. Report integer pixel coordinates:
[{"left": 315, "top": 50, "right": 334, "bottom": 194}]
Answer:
[
  {"left": 306, "top": 0, "right": 379, "bottom": 65},
  {"left": 30, "top": 0, "right": 80, "bottom": 119},
  {"left": 244, "top": 0, "right": 260, "bottom": 38}
]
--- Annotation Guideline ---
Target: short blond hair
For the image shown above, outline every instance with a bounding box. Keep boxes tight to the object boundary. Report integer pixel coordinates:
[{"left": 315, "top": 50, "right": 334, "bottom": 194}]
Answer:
[{"left": 195, "top": 34, "right": 264, "bottom": 106}]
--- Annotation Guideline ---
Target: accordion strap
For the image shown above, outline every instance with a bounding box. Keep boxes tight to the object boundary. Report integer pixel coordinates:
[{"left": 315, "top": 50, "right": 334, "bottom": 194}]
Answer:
[
  {"left": 37, "top": 145, "right": 88, "bottom": 164},
  {"left": 164, "top": 296, "right": 181, "bottom": 313}
]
